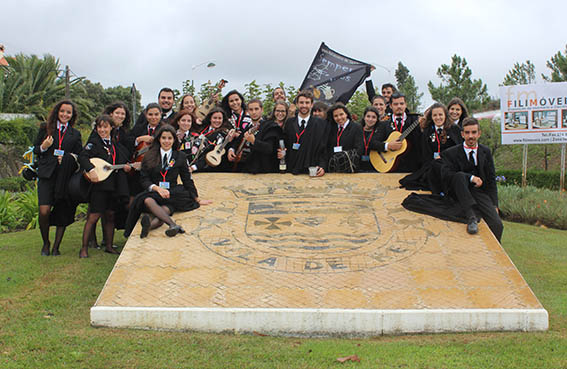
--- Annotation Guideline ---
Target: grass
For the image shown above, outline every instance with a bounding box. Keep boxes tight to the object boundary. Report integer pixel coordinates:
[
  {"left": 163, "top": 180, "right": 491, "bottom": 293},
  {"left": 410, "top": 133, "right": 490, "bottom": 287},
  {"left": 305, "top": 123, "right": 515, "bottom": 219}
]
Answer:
[{"left": 0, "top": 222, "right": 566, "bottom": 368}]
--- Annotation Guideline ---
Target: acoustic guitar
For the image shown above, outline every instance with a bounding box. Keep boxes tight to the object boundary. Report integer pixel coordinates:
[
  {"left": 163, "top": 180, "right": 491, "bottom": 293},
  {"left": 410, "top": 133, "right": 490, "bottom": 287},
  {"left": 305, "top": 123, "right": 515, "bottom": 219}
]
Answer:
[
  {"left": 369, "top": 118, "right": 421, "bottom": 173},
  {"left": 196, "top": 79, "right": 228, "bottom": 120},
  {"left": 84, "top": 157, "right": 130, "bottom": 183},
  {"left": 205, "top": 129, "right": 235, "bottom": 167}
]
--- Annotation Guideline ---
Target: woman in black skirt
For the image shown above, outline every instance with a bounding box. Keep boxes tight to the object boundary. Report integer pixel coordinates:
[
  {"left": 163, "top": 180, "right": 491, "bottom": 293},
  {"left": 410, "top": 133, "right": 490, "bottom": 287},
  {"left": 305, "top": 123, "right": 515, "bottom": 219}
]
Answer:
[
  {"left": 123, "top": 125, "right": 210, "bottom": 238},
  {"left": 79, "top": 115, "right": 131, "bottom": 258},
  {"left": 33, "top": 100, "right": 83, "bottom": 256}
]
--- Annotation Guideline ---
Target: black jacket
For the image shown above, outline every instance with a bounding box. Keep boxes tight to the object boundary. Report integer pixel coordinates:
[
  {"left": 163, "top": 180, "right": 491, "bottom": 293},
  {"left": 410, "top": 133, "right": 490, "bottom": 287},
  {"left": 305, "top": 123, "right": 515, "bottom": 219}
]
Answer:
[
  {"left": 440, "top": 143, "right": 498, "bottom": 207},
  {"left": 326, "top": 121, "right": 364, "bottom": 159},
  {"left": 420, "top": 124, "right": 463, "bottom": 165},
  {"left": 33, "top": 124, "right": 82, "bottom": 179},
  {"left": 240, "top": 120, "right": 282, "bottom": 174},
  {"left": 140, "top": 150, "right": 198, "bottom": 199},
  {"left": 282, "top": 115, "right": 329, "bottom": 173}
]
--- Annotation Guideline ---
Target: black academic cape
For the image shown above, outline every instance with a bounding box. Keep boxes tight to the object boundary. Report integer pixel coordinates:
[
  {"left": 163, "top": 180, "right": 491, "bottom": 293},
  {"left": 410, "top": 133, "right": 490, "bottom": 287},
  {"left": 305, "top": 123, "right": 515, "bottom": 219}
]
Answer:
[
  {"left": 33, "top": 124, "right": 82, "bottom": 179},
  {"left": 282, "top": 115, "right": 329, "bottom": 174},
  {"left": 326, "top": 121, "right": 364, "bottom": 158},
  {"left": 239, "top": 120, "right": 282, "bottom": 174},
  {"left": 359, "top": 126, "right": 385, "bottom": 172},
  {"left": 399, "top": 124, "right": 462, "bottom": 192}
]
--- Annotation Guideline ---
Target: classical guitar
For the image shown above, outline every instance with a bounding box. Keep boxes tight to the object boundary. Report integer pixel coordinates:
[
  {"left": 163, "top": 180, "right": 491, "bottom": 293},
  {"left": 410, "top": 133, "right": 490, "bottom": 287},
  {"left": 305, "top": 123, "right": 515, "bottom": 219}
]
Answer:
[
  {"left": 369, "top": 117, "right": 421, "bottom": 173},
  {"left": 196, "top": 79, "right": 228, "bottom": 120},
  {"left": 84, "top": 157, "right": 130, "bottom": 183},
  {"left": 205, "top": 129, "right": 235, "bottom": 167},
  {"left": 187, "top": 134, "right": 207, "bottom": 166}
]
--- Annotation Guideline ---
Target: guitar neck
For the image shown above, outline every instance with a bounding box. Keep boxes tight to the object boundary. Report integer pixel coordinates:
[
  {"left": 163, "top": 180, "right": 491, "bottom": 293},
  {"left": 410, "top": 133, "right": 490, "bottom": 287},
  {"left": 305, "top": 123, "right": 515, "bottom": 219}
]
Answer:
[
  {"left": 397, "top": 118, "right": 420, "bottom": 141},
  {"left": 235, "top": 125, "right": 259, "bottom": 155}
]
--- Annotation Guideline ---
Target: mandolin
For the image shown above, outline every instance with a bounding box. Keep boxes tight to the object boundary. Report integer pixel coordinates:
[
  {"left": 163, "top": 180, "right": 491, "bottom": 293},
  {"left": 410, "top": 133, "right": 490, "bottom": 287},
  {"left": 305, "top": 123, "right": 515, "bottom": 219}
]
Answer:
[
  {"left": 205, "top": 129, "right": 235, "bottom": 167},
  {"left": 84, "top": 157, "right": 130, "bottom": 183},
  {"left": 369, "top": 118, "right": 421, "bottom": 173},
  {"left": 196, "top": 79, "right": 228, "bottom": 120}
]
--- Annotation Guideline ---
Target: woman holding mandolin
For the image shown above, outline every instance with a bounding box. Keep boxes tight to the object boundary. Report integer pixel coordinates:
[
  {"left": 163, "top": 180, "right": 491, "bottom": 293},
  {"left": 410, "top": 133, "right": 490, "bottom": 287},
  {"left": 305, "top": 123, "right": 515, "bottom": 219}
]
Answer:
[
  {"left": 199, "top": 107, "right": 235, "bottom": 172},
  {"left": 79, "top": 115, "right": 131, "bottom": 258}
]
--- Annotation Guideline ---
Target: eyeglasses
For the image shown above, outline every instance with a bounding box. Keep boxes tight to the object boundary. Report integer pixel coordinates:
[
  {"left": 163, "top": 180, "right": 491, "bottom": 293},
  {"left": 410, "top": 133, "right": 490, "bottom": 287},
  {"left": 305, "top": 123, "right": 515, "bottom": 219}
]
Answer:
[{"left": 275, "top": 110, "right": 286, "bottom": 113}]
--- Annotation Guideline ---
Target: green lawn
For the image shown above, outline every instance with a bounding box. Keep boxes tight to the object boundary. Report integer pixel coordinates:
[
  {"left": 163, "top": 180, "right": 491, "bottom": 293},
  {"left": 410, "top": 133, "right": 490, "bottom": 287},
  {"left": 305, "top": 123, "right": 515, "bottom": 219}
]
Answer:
[{"left": 0, "top": 222, "right": 566, "bottom": 368}]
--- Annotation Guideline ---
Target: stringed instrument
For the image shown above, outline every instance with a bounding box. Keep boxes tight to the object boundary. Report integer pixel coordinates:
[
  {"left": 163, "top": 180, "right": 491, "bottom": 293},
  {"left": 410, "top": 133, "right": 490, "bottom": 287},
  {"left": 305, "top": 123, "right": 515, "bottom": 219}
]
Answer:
[
  {"left": 187, "top": 134, "right": 207, "bottom": 166},
  {"left": 232, "top": 124, "right": 260, "bottom": 170},
  {"left": 84, "top": 157, "right": 131, "bottom": 183},
  {"left": 205, "top": 129, "right": 235, "bottom": 167},
  {"left": 196, "top": 79, "right": 228, "bottom": 120},
  {"left": 369, "top": 118, "right": 421, "bottom": 173}
]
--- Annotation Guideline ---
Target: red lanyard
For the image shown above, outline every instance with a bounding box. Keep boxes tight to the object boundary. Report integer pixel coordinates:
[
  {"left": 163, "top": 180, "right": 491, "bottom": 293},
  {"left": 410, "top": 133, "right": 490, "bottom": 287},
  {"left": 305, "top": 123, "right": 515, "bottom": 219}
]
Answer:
[
  {"left": 233, "top": 110, "right": 244, "bottom": 129},
  {"left": 160, "top": 166, "right": 169, "bottom": 183},
  {"left": 434, "top": 129, "right": 441, "bottom": 153},
  {"left": 110, "top": 144, "right": 116, "bottom": 165},
  {"left": 363, "top": 129, "right": 374, "bottom": 155},
  {"left": 58, "top": 125, "right": 67, "bottom": 150},
  {"left": 336, "top": 125, "right": 345, "bottom": 146},
  {"left": 393, "top": 116, "right": 403, "bottom": 132},
  {"left": 295, "top": 127, "right": 306, "bottom": 144}
]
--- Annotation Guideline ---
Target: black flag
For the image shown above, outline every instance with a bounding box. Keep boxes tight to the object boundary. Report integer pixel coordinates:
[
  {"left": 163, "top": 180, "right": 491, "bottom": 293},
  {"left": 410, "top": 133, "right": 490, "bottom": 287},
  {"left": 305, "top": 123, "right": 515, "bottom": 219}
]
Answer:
[{"left": 299, "top": 42, "right": 371, "bottom": 105}]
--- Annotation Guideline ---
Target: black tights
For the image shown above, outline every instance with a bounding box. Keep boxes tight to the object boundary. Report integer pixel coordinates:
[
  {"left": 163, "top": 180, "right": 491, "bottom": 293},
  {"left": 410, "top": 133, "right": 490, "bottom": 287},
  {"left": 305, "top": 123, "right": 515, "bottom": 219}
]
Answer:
[
  {"left": 39, "top": 205, "right": 66, "bottom": 253},
  {"left": 143, "top": 198, "right": 175, "bottom": 229},
  {"left": 80, "top": 210, "right": 115, "bottom": 257}
]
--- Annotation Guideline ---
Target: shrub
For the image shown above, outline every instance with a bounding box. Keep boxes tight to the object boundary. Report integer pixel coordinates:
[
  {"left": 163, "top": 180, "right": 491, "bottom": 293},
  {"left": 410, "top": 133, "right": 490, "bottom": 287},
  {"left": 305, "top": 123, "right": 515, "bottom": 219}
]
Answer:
[
  {"left": 0, "top": 176, "right": 29, "bottom": 192},
  {"left": 0, "top": 190, "right": 18, "bottom": 232},
  {"left": 498, "top": 184, "right": 567, "bottom": 230},
  {"left": 15, "top": 187, "right": 39, "bottom": 230},
  {"left": 0, "top": 118, "right": 39, "bottom": 147},
  {"left": 496, "top": 169, "right": 566, "bottom": 190}
]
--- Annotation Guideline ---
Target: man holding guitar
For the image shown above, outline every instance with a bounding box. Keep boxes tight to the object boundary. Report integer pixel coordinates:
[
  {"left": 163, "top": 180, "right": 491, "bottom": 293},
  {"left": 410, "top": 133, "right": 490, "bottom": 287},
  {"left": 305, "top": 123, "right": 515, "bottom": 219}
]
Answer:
[
  {"left": 228, "top": 99, "right": 281, "bottom": 173},
  {"left": 372, "top": 92, "right": 422, "bottom": 173}
]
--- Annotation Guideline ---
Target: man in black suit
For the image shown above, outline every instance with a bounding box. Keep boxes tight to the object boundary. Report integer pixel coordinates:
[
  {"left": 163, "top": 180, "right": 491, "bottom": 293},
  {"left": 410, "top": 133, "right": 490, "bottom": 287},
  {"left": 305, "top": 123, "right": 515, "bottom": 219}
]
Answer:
[
  {"left": 383, "top": 92, "right": 421, "bottom": 172},
  {"left": 279, "top": 90, "right": 329, "bottom": 176},
  {"left": 440, "top": 117, "right": 503, "bottom": 241}
]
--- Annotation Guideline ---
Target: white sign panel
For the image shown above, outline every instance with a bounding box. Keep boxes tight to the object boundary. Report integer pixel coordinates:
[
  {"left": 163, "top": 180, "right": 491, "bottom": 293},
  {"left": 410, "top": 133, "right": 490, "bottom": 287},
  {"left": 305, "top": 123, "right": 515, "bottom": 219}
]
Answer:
[{"left": 500, "top": 82, "right": 567, "bottom": 145}]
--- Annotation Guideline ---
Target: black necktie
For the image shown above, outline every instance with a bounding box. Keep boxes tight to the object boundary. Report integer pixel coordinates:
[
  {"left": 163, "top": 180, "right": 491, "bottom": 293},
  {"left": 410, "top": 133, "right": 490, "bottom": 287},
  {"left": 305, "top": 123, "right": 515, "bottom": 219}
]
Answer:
[
  {"left": 149, "top": 127, "right": 155, "bottom": 136},
  {"left": 300, "top": 119, "right": 306, "bottom": 131},
  {"left": 396, "top": 117, "right": 402, "bottom": 132},
  {"left": 437, "top": 128, "right": 443, "bottom": 135},
  {"left": 104, "top": 139, "right": 111, "bottom": 147},
  {"left": 469, "top": 150, "right": 476, "bottom": 167},
  {"left": 163, "top": 153, "right": 168, "bottom": 169}
]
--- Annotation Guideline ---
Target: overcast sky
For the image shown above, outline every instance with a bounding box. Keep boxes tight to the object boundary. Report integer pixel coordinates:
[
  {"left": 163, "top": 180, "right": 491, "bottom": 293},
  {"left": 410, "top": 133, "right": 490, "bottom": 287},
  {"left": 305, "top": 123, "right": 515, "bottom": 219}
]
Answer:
[{"left": 2, "top": 0, "right": 565, "bottom": 110}]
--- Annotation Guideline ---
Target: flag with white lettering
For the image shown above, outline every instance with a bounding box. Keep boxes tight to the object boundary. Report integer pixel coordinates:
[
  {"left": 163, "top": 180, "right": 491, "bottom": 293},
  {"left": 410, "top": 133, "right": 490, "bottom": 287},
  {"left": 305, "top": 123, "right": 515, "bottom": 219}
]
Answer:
[{"left": 299, "top": 42, "right": 371, "bottom": 105}]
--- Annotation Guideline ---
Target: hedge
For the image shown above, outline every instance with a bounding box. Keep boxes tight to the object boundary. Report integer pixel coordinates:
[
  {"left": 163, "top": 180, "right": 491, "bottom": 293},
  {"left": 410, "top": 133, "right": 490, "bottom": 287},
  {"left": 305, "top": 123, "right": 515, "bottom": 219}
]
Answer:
[
  {"left": 0, "top": 118, "right": 39, "bottom": 147},
  {"left": 496, "top": 169, "right": 566, "bottom": 190}
]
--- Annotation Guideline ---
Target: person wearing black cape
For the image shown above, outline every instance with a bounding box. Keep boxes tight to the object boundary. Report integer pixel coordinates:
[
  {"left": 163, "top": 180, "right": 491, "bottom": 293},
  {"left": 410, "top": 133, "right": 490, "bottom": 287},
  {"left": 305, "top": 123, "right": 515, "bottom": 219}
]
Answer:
[
  {"left": 123, "top": 125, "right": 210, "bottom": 238},
  {"left": 79, "top": 115, "right": 130, "bottom": 258},
  {"left": 325, "top": 103, "right": 364, "bottom": 173},
  {"left": 33, "top": 100, "right": 82, "bottom": 256},
  {"left": 279, "top": 90, "right": 329, "bottom": 175}
]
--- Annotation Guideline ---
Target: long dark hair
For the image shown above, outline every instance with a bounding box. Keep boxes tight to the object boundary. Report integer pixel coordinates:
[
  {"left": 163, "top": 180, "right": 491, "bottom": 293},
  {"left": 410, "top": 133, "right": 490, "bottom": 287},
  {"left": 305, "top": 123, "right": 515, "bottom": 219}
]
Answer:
[
  {"left": 202, "top": 107, "right": 231, "bottom": 133},
  {"left": 46, "top": 100, "right": 78, "bottom": 136},
  {"left": 447, "top": 97, "right": 469, "bottom": 126},
  {"left": 103, "top": 101, "right": 131, "bottom": 132},
  {"left": 177, "top": 94, "right": 197, "bottom": 113},
  {"left": 141, "top": 124, "right": 179, "bottom": 170},
  {"left": 220, "top": 90, "right": 246, "bottom": 116},
  {"left": 360, "top": 106, "right": 381, "bottom": 130},
  {"left": 421, "top": 103, "right": 451, "bottom": 144},
  {"left": 267, "top": 100, "right": 289, "bottom": 122},
  {"left": 171, "top": 109, "right": 196, "bottom": 132},
  {"left": 326, "top": 103, "right": 352, "bottom": 125}
]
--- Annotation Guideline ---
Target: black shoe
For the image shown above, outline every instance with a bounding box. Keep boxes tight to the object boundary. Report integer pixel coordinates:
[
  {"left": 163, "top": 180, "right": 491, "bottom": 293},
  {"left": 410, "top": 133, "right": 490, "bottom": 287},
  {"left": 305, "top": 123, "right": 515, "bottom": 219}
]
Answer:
[
  {"left": 104, "top": 248, "right": 120, "bottom": 255},
  {"left": 79, "top": 250, "right": 89, "bottom": 258},
  {"left": 467, "top": 219, "right": 478, "bottom": 235},
  {"left": 51, "top": 248, "right": 60, "bottom": 256},
  {"left": 140, "top": 215, "right": 151, "bottom": 238},
  {"left": 165, "top": 225, "right": 184, "bottom": 237},
  {"left": 41, "top": 244, "right": 50, "bottom": 256}
]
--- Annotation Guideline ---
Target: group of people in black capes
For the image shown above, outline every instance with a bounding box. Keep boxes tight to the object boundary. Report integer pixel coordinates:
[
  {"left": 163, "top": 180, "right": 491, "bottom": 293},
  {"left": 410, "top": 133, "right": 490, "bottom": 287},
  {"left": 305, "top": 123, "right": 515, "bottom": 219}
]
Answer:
[{"left": 32, "top": 81, "right": 502, "bottom": 258}]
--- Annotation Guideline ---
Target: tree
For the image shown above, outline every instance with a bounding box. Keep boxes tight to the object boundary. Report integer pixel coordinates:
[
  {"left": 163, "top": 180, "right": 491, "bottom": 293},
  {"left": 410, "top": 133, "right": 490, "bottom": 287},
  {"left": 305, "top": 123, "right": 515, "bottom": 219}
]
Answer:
[
  {"left": 0, "top": 53, "right": 80, "bottom": 119},
  {"left": 394, "top": 62, "right": 423, "bottom": 113},
  {"left": 503, "top": 60, "right": 535, "bottom": 85},
  {"left": 427, "top": 55, "right": 489, "bottom": 111},
  {"left": 346, "top": 89, "right": 367, "bottom": 121},
  {"left": 542, "top": 44, "right": 567, "bottom": 82},
  {"left": 243, "top": 80, "right": 262, "bottom": 101}
]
